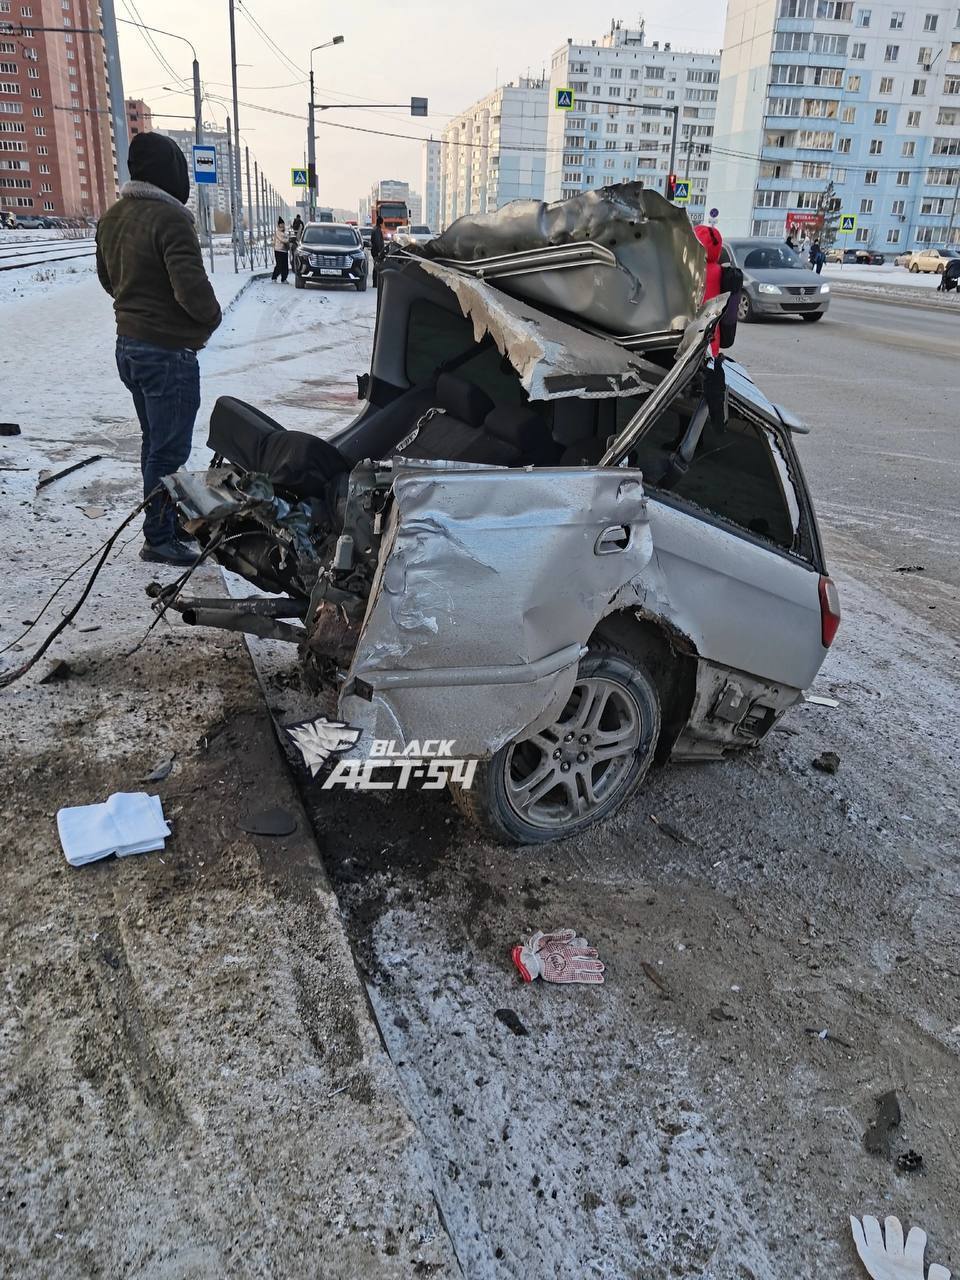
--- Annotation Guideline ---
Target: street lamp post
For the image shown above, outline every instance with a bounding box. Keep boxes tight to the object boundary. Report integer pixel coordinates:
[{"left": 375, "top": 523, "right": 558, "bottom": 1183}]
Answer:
[{"left": 308, "top": 37, "right": 345, "bottom": 223}]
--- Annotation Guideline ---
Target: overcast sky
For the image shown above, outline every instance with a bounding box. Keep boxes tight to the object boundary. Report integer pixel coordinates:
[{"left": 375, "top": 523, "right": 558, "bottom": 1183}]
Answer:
[{"left": 117, "top": 1, "right": 725, "bottom": 214}]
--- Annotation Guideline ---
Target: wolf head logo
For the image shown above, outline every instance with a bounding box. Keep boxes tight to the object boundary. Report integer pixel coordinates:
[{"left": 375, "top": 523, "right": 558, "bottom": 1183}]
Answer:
[{"left": 285, "top": 716, "right": 361, "bottom": 778}]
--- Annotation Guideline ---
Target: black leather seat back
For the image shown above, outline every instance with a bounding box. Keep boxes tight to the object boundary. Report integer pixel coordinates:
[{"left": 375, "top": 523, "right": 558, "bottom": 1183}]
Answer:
[
  {"left": 207, "top": 395, "right": 349, "bottom": 499},
  {"left": 484, "top": 406, "right": 559, "bottom": 465}
]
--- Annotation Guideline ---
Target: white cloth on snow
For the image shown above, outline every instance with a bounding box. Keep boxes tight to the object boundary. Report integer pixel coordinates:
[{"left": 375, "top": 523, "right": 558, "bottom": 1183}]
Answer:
[{"left": 56, "top": 792, "right": 170, "bottom": 867}]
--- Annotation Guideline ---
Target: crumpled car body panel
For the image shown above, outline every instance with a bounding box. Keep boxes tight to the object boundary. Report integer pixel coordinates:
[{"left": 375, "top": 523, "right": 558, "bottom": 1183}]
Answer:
[
  {"left": 340, "top": 465, "right": 652, "bottom": 757},
  {"left": 414, "top": 183, "right": 706, "bottom": 340}
]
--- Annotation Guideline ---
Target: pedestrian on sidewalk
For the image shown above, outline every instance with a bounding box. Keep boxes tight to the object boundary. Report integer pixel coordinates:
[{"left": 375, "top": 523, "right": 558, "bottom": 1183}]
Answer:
[
  {"left": 370, "top": 214, "right": 386, "bottom": 289},
  {"left": 95, "top": 131, "right": 221, "bottom": 567},
  {"left": 291, "top": 213, "right": 304, "bottom": 239},
  {"left": 272, "top": 218, "right": 291, "bottom": 282}
]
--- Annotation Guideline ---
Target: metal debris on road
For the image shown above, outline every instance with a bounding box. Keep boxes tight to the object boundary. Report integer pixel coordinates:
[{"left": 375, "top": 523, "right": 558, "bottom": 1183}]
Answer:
[
  {"left": 36, "top": 454, "right": 103, "bottom": 490},
  {"left": 804, "top": 693, "right": 840, "bottom": 707},
  {"left": 812, "top": 751, "right": 841, "bottom": 774},
  {"left": 640, "top": 961, "right": 670, "bottom": 997},
  {"left": 804, "top": 1026, "right": 853, "bottom": 1048},
  {"left": 650, "top": 814, "right": 690, "bottom": 844},
  {"left": 495, "top": 1008, "right": 529, "bottom": 1036},
  {"left": 894, "top": 565, "right": 925, "bottom": 574},
  {"left": 850, "top": 1214, "right": 950, "bottom": 1280},
  {"left": 240, "top": 806, "right": 298, "bottom": 837},
  {"left": 512, "top": 928, "right": 605, "bottom": 985},
  {"left": 79, "top": 505, "right": 107, "bottom": 519},
  {"left": 862, "top": 1090, "right": 902, "bottom": 1158},
  {"left": 140, "top": 755, "right": 175, "bottom": 783},
  {"left": 0, "top": 422, "right": 21, "bottom": 436}
]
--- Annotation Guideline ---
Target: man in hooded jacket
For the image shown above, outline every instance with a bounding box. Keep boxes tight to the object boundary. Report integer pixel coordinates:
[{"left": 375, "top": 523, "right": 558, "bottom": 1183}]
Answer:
[{"left": 96, "top": 132, "right": 222, "bottom": 566}]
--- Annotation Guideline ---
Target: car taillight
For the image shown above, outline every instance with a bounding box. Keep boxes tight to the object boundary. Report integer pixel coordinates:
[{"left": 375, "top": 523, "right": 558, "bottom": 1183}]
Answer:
[{"left": 819, "top": 575, "right": 841, "bottom": 648}]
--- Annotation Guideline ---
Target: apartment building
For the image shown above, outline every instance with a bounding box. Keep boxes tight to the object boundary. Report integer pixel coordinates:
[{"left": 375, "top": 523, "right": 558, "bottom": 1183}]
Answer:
[
  {"left": 0, "top": 0, "right": 121, "bottom": 218},
  {"left": 710, "top": 0, "right": 960, "bottom": 249},
  {"left": 544, "top": 20, "right": 720, "bottom": 216},
  {"left": 439, "top": 76, "right": 549, "bottom": 226},
  {"left": 420, "top": 137, "right": 441, "bottom": 229},
  {"left": 162, "top": 127, "right": 231, "bottom": 229},
  {"left": 125, "top": 96, "right": 151, "bottom": 142}
]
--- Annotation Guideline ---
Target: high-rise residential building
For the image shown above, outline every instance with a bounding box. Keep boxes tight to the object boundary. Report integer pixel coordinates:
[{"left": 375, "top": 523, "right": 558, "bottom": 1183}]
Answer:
[
  {"left": 161, "top": 127, "right": 230, "bottom": 229},
  {"left": 420, "top": 137, "right": 442, "bottom": 229},
  {"left": 545, "top": 21, "right": 720, "bottom": 216},
  {"left": 439, "top": 76, "right": 549, "bottom": 226},
  {"left": 710, "top": 0, "right": 960, "bottom": 250},
  {"left": 0, "top": 0, "right": 123, "bottom": 219},
  {"left": 125, "top": 97, "right": 152, "bottom": 142},
  {"left": 407, "top": 189, "right": 423, "bottom": 223}
]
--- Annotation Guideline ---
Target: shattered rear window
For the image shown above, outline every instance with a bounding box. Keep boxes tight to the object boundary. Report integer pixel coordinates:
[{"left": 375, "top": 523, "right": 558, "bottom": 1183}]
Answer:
[{"left": 405, "top": 298, "right": 526, "bottom": 406}]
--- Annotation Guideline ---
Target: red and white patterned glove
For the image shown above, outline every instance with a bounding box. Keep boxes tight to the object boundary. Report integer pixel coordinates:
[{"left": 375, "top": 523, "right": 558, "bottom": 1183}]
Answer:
[{"left": 512, "top": 929, "right": 605, "bottom": 984}]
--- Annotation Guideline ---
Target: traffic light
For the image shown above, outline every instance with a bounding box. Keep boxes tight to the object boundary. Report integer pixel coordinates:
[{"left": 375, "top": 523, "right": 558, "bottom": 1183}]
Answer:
[{"left": 666, "top": 173, "right": 677, "bottom": 201}]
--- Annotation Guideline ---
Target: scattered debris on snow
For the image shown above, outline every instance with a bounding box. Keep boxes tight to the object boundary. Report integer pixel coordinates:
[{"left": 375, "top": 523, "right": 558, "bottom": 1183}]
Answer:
[{"left": 56, "top": 792, "right": 170, "bottom": 867}]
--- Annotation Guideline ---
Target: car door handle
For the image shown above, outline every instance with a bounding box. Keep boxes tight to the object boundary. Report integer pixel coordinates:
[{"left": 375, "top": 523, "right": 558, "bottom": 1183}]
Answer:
[{"left": 594, "top": 525, "right": 631, "bottom": 554}]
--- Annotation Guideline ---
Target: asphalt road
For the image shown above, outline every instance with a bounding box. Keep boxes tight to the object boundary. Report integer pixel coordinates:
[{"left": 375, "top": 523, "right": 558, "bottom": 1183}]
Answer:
[{"left": 734, "top": 293, "right": 960, "bottom": 636}]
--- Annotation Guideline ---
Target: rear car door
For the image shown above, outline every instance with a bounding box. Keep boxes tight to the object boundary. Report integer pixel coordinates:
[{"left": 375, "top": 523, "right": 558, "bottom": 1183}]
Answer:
[{"left": 612, "top": 380, "right": 827, "bottom": 694}]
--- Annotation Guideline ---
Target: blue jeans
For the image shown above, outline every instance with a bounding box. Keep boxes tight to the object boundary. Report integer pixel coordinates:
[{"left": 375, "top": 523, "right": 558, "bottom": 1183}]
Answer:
[{"left": 116, "top": 336, "right": 201, "bottom": 545}]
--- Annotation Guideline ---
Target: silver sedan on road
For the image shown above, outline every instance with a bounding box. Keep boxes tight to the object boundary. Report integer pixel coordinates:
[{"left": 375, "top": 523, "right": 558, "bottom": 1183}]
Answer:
[{"left": 721, "top": 238, "right": 831, "bottom": 324}]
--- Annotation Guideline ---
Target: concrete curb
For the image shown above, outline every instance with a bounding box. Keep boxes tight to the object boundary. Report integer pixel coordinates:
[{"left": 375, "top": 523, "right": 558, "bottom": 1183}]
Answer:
[{"left": 829, "top": 281, "right": 960, "bottom": 313}]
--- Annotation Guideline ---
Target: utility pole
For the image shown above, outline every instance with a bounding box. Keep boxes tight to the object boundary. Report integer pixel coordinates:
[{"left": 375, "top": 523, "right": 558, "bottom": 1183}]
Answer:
[
  {"left": 245, "top": 144, "right": 255, "bottom": 266},
  {"left": 192, "top": 58, "right": 214, "bottom": 273},
  {"left": 684, "top": 133, "right": 694, "bottom": 181},
  {"left": 226, "top": 116, "right": 238, "bottom": 273},
  {"left": 254, "top": 158, "right": 262, "bottom": 268},
  {"left": 949, "top": 167, "right": 960, "bottom": 246},
  {"left": 227, "top": 0, "right": 245, "bottom": 262},
  {"left": 667, "top": 104, "right": 679, "bottom": 195},
  {"left": 308, "top": 65, "right": 316, "bottom": 223}
]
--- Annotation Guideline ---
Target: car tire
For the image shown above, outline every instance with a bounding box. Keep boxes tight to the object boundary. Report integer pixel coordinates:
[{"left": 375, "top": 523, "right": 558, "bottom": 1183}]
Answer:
[
  {"left": 937, "top": 264, "right": 946, "bottom": 274},
  {"left": 801, "top": 311, "right": 824, "bottom": 322},
  {"left": 737, "top": 292, "right": 755, "bottom": 323},
  {"left": 448, "top": 644, "right": 661, "bottom": 845},
  {"left": 355, "top": 276, "right": 367, "bottom": 292},
  {"left": 910, "top": 263, "right": 920, "bottom": 273},
  {"left": 294, "top": 273, "right": 305, "bottom": 289}
]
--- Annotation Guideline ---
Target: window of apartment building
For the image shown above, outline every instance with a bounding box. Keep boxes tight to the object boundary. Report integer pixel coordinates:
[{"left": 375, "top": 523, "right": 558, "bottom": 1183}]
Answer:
[
  {"left": 604, "top": 138, "right": 616, "bottom": 148},
  {"left": 848, "top": 74, "right": 861, "bottom": 90},
  {"left": 813, "top": 66, "right": 843, "bottom": 86},
  {"left": 775, "top": 31, "right": 809, "bottom": 50},
  {"left": 924, "top": 12, "right": 938, "bottom": 30},
  {"left": 30, "top": 106, "right": 42, "bottom": 116},
  {"left": 921, "top": 196, "right": 948, "bottom": 213},
  {"left": 946, "top": 76, "right": 960, "bottom": 94},
  {"left": 852, "top": 41, "right": 866, "bottom": 58},
  {"left": 29, "top": 87, "right": 40, "bottom": 98},
  {"left": 938, "top": 106, "right": 960, "bottom": 124},
  {"left": 38, "top": 181, "right": 50, "bottom": 192},
  {"left": 593, "top": 66, "right": 602, "bottom": 77},
  {"left": 15, "top": 197, "right": 34, "bottom": 206},
  {"left": 562, "top": 171, "right": 581, "bottom": 183},
  {"left": 772, "top": 64, "right": 805, "bottom": 84},
  {"left": 587, "top": 138, "right": 597, "bottom": 148},
  {"left": 855, "top": 226, "right": 870, "bottom": 242},
  {"left": 803, "top": 98, "right": 837, "bottom": 117},
  {"left": 901, "top": 140, "right": 916, "bottom": 157},
  {"left": 21, "top": 6, "right": 32, "bottom": 15},
  {"left": 886, "top": 228, "right": 900, "bottom": 242},
  {"left": 860, "top": 197, "right": 874, "bottom": 213},
  {"left": 795, "top": 190, "right": 824, "bottom": 209},
  {"left": 933, "top": 135, "right": 960, "bottom": 154},
  {"left": 916, "top": 225, "right": 939, "bottom": 243},
  {"left": 768, "top": 97, "right": 799, "bottom": 116},
  {"left": 36, "top": 143, "right": 46, "bottom": 154},
  {"left": 780, "top": 0, "right": 815, "bottom": 17},
  {"left": 951, "top": 42, "right": 960, "bottom": 60},
  {"left": 756, "top": 189, "right": 787, "bottom": 208},
  {"left": 869, "top": 138, "right": 884, "bottom": 153},
  {"left": 608, "top": 86, "right": 621, "bottom": 97},
  {"left": 26, "top": 67, "right": 37, "bottom": 78},
  {"left": 814, "top": 32, "right": 848, "bottom": 53},
  {"left": 885, "top": 45, "right": 900, "bottom": 60},
  {"left": 0, "top": 101, "right": 21, "bottom": 114},
  {"left": 879, "top": 76, "right": 894, "bottom": 92},
  {"left": 629, "top": 68, "right": 639, "bottom": 80},
  {"left": 890, "top": 10, "right": 904, "bottom": 27},
  {"left": 896, "top": 169, "right": 911, "bottom": 183},
  {"left": 798, "top": 129, "right": 836, "bottom": 148},
  {"left": 841, "top": 106, "right": 856, "bottom": 122},
  {"left": 891, "top": 199, "right": 906, "bottom": 215},
  {"left": 33, "top": 125, "right": 43, "bottom": 134},
  {"left": 0, "top": 81, "right": 19, "bottom": 94},
  {"left": 865, "top": 169, "right": 878, "bottom": 183},
  {"left": 609, "top": 67, "right": 622, "bottom": 79},
  {"left": 801, "top": 160, "right": 831, "bottom": 178},
  {"left": 857, "top": 7, "right": 870, "bottom": 23},
  {"left": 817, "top": 1, "right": 852, "bottom": 17},
  {"left": 42, "top": 199, "right": 53, "bottom": 210},
  {"left": 874, "top": 109, "right": 888, "bottom": 124},
  {"left": 907, "top": 109, "right": 921, "bottom": 125},
  {"left": 0, "top": 62, "right": 15, "bottom": 74},
  {"left": 603, "top": 158, "right": 615, "bottom": 169}
]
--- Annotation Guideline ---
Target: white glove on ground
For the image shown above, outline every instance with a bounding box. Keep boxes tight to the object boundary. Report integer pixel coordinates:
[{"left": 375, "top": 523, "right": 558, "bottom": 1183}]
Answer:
[
  {"left": 512, "top": 929, "right": 605, "bottom": 984},
  {"left": 851, "top": 1215, "right": 951, "bottom": 1280}
]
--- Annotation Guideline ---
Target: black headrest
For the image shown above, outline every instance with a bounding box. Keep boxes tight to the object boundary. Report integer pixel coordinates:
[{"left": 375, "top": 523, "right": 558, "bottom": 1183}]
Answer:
[
  {"left": 435, "top": 373, "right": 494, "bottom": 427},
  {"left": 484, "top": 405, "right": 548, "bottom": 452}
]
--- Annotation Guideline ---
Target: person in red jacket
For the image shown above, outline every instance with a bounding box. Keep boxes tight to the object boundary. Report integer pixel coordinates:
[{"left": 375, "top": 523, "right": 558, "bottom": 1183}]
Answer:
[{"left": 695, "top": 223, "right": 724, "bottom": 356}]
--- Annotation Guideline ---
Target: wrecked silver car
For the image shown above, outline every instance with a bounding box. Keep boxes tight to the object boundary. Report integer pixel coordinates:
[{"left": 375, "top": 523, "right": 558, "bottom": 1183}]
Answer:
[{"left": 154, "top": 185, "right": 840, "bottom": 844}]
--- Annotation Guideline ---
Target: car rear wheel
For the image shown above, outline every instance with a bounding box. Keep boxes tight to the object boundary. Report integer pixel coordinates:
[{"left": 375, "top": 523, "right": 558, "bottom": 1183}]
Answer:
[
  {"left": 737, "top": 292, "right": 755, "bottom": 323},
  {"left": 801, "top": 311, "right": 824, "bottom": 322},
  {"left": 910, "top": 263, "right": 920, "bottom": 273},
  {"left": 449, "top": 645, "right": 661, "bottom": 844},
  {"left": 294, "top": 273, "right": 305, "bottom": 289},
  {"left": 355, "top": 275, "right": 367, "bottom": 292}
]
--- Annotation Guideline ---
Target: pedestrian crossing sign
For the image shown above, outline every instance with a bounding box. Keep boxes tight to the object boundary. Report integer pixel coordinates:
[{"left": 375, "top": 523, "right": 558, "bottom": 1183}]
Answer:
[
  {"left": 839, "top": 213, "right": 857, "bottom": 233},
  {"left": 291, "top": 167, "right": 308, "bottom": 187},
  {"left": 673, "top": 180, "right": 691, "bottom": 204},
  {"left": 555, "top": 88, "right": 575, "bottom": 110}
]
